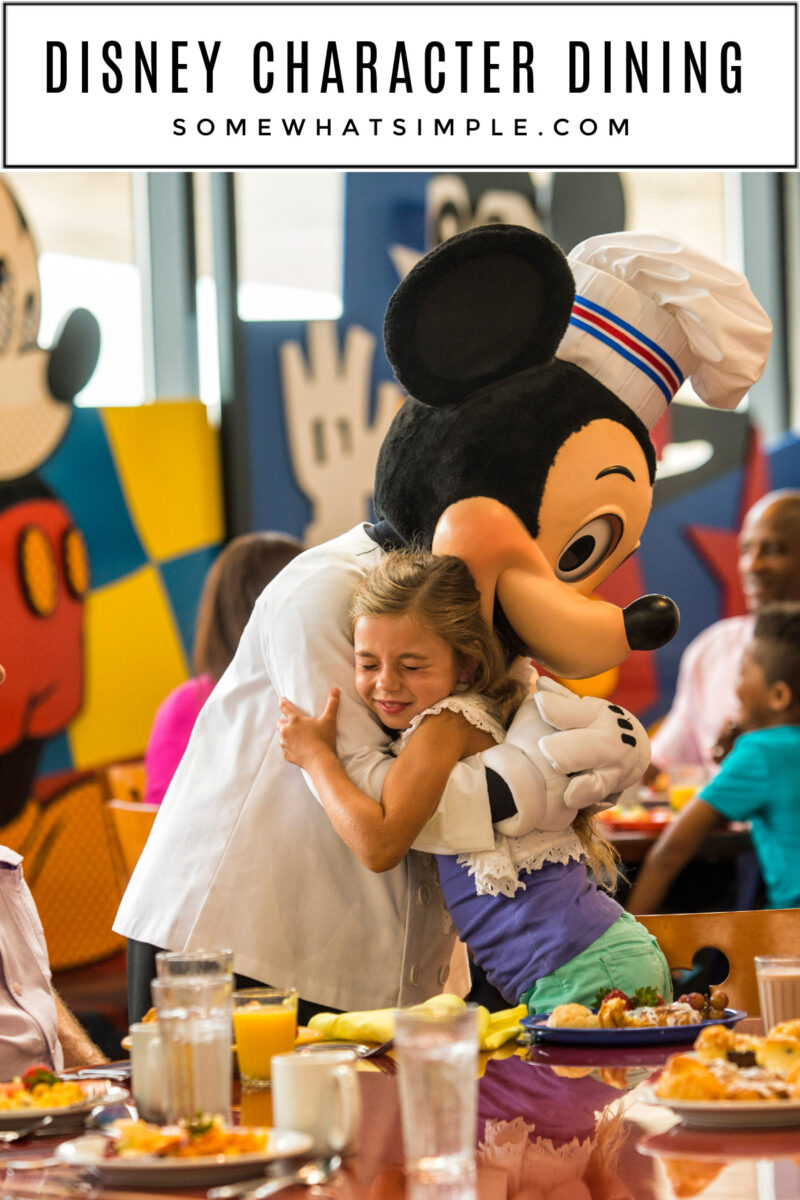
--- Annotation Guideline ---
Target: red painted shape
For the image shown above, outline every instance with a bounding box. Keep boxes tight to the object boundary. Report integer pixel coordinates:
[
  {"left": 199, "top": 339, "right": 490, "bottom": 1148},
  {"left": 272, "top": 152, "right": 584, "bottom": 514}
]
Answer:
[{"left": 0, "top": 498, "right": 85, "bottom": 754}]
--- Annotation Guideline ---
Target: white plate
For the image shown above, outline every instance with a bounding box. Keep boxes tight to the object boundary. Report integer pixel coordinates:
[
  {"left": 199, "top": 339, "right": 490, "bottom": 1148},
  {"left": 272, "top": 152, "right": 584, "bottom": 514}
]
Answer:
[
  {"left": 0, "top": 1083, "right": 129, "bottom": 1129},
  {"left": 55, "top": 1129, "right": 314, "bottom": 1187},
  {"left": 639, "top": 1084, "right": 800, "bottom": 1129}
]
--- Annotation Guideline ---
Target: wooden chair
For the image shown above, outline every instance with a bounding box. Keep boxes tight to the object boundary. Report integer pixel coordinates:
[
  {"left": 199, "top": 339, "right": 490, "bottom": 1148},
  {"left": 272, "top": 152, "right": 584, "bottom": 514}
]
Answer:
[
  {"left": 105, "top": 799, "right": 159, "bottom": 886},
  {"left": 636, "top": 909, "right": 800, "bottom": 1017},
  {"left": 104, "top": 759, "right": 147, "bottom": 804},
  {"left": 2, "top": 774, "right": 126, "bottom": 970}
]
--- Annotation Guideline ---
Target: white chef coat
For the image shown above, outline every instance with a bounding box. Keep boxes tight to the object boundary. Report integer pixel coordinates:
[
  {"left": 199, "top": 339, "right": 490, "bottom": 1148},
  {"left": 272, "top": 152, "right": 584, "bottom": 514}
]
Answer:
[{"left": 115, "top": 525, "right": 505, "bottom": 1011}]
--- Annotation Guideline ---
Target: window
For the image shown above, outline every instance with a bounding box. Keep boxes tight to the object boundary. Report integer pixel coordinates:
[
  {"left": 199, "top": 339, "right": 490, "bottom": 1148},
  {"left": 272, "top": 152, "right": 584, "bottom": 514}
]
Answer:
[{"left": 5, "top": 172, "right": 146, "bottom": 407}]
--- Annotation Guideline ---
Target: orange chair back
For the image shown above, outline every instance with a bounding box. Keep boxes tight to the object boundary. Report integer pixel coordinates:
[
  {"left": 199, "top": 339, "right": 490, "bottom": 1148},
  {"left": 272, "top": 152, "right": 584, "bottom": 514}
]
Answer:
[
  {"left": 636, "top": 909, "right": 800, "bottom": 1017},
  {"left": 105, "top": 799, "right": 159, "bottom": 884},
  {"left": 105, "top": 760, "right": 147, "bottom": 804},
  {"left": 2, "top": 776, "right": 126, "bottom": 970}
]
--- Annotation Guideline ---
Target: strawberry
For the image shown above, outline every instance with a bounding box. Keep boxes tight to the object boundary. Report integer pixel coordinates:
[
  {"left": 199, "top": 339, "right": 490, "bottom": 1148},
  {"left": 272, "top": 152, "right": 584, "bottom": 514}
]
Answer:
[
  {"left": 632, "top": 986, "right": 664, "bottom": 1008},
  {"left": 593, "top": 987, "right": 632, "bottom": 1009},
  {"left": 21, "top": 1064, "right": 59, "bottom": 1090}
]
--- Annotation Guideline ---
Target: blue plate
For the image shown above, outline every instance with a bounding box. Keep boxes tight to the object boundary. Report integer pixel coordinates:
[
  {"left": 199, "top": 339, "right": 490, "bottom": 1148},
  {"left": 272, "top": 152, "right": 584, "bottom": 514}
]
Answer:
[{"left": 521, "top": 1008, "right": 747, "bottom": 1046}]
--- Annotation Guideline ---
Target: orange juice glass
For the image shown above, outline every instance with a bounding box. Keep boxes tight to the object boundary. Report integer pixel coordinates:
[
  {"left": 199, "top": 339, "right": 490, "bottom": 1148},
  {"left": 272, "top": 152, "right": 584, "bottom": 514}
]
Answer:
[
  {"left": 233, "top": 988, "right": 298, "bottom": 1089},
  {"left": 667, "top": 766, "right": 707, "bottom": 812}
]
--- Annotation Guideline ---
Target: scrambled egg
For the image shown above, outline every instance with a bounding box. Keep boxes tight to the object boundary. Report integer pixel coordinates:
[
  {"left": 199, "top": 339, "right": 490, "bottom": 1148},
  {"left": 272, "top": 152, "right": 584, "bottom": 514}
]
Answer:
[{"left": 0, "top": 1079, "right": 85, "bottom": 1111}]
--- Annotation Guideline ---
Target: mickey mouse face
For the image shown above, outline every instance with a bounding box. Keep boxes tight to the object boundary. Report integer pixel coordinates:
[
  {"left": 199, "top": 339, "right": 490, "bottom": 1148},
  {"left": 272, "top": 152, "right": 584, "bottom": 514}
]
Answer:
[
  {"left": 0, "top": 183, "right": 74, "bottom": 482},
  {"left": 375, "top": 224, "right": 678, "bottom": 676},
  {"left": 426, "top": 173, "right": 543, "bottom": 248}
]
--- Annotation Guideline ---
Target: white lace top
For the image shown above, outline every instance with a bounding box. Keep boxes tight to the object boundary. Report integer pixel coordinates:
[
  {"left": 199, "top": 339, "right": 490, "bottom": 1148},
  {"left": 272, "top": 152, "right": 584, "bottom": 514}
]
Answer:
[
  {"left": 391, "top": 693, "right": 585, "bottom": 897},
  {"left": 479, "top": 1118, "right": 594, "bottom": 1194}
]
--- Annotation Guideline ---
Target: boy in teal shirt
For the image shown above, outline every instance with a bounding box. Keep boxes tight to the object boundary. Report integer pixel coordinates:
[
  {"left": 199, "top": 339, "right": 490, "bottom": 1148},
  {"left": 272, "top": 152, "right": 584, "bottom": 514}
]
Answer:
[{"left": 629, "top": 603, "right": 800, "bottom": 913}]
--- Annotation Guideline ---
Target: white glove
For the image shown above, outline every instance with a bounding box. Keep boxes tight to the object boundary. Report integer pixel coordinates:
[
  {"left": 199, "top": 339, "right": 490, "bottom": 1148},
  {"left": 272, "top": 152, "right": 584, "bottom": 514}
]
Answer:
[
  {"left": 534, "top": 678, "right": 651, "bottom": 809},
  {"left": 482, "top": 693, "right": 576, "bottom": 834}
]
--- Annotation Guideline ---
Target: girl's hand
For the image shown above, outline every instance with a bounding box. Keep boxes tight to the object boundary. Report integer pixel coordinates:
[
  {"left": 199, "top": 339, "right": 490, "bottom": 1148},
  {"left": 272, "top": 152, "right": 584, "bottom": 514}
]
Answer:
[{"left": 278, "top": 689, "right": 341, "bottom": 768}]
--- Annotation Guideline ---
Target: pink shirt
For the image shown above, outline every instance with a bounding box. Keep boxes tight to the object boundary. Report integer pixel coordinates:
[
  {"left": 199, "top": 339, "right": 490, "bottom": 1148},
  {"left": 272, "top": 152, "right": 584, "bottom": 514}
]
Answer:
[
  {"left": 0, "top": 846, "right": 63, "bottom": 1077},
  {"left": 650, "top": 614, "right": 754, "bottom": 776},
  {"left": 144, "top": 675, "right": 215, "bottom": 806}
]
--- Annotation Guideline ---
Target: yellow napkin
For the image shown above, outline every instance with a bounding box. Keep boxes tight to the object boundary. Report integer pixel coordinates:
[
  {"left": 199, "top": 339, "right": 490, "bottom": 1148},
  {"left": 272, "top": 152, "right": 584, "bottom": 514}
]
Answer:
[{"left": 308, "top": 993, "right": 526, "bottom": 1050}]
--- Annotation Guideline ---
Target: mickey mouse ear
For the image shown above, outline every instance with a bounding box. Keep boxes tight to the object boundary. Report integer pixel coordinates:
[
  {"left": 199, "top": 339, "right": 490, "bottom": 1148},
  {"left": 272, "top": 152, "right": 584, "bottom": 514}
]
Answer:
[{"left": 384, "top": 224, "right": 575, "bottom": 408}]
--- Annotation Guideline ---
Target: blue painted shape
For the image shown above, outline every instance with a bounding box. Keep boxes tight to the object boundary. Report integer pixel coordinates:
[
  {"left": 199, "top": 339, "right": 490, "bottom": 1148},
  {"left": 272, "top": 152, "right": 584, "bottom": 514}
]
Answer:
[
  {"left": 768, "top": 431, "right": 800, "bottom": 488},
  {"left": 244, "top": 172, "right": 431, "bottom": 536},
  {"left": 159, "top": 543, "right": 222, "bottom": 664},
  {"left": 40, "top": 407, "right": 147, "bottom": 589},
  {"left": 37, "top": 730, "right": 72, "bottom": 776}
]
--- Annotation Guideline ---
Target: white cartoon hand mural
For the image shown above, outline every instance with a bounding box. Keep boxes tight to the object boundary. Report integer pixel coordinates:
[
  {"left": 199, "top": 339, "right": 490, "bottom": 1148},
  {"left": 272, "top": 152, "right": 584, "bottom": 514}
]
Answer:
[{"left": 280, "top": 322, "right": 401, "bottom": 545}]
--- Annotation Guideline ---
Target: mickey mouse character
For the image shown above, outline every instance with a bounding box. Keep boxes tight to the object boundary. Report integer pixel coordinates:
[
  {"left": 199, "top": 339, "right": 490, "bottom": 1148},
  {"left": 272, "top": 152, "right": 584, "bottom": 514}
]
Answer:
[
  {"left": 115, "top": 224, "right": 770, "bottom": 1023},
  {"left": 0, "top": 182, "right": 100, "bottom": 822},
  {"left": 378, "top": 225, "right": 771, "bottom": 680}
]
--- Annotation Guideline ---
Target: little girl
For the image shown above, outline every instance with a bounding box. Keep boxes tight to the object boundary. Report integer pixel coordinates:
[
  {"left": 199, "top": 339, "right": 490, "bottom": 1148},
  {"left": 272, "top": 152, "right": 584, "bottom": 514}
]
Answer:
[{"left": 278, "top": 549, "right": 671, "bottom": 1013}]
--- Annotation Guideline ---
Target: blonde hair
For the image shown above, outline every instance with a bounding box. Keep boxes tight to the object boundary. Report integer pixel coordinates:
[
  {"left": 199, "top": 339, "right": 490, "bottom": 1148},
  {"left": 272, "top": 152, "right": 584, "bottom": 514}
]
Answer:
[
  {"left": 350, "top": 549, "right": 525, "bottom": 725},
  {"left": 351, "top": 548, "right": 618, "bottom": 889}
]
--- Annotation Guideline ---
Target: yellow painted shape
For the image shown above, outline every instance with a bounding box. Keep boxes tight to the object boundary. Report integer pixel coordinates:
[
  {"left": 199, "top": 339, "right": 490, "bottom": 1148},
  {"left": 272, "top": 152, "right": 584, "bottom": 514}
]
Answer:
[
  {"left": 101, "top": 403, "right": 224, "bottom": 560},
  {"left": 69, "top": 566, "right": 188, "bottom": 767}
]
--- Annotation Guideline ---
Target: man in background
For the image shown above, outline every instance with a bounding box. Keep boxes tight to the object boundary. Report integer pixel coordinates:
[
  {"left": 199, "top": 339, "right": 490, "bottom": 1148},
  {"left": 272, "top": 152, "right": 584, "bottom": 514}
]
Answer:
[{"left": 648, "top": 489, "right": 800, "bottom": 780}]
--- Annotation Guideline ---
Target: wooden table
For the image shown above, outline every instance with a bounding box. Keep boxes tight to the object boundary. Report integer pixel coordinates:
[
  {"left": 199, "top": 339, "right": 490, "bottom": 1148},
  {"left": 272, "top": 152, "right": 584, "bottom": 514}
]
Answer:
[
  {"left": 4, "top": 1023, "right": 800, "bottom": 1200},
  {"left": 602, "top": 818, "right": 752, "bottom": 865}
]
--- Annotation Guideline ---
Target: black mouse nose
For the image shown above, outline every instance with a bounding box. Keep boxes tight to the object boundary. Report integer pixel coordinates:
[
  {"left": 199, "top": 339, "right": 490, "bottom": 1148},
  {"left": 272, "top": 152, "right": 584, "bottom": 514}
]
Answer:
[{"left": 623, "top": 595, "right": 680, "bottom": 651}]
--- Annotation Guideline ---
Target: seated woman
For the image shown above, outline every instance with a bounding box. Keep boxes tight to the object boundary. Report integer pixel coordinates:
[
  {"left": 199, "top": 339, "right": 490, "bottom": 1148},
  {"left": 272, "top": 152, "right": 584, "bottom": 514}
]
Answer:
[{"left": 144, "top": 532, "right": 303, "bottom": 804}]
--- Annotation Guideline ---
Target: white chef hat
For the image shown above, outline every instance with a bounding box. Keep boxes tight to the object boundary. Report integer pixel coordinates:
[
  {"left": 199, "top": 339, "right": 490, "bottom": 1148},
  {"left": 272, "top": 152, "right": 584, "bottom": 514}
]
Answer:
[{"left": 557, "top": 231, "right": 773, "bottom": 431}]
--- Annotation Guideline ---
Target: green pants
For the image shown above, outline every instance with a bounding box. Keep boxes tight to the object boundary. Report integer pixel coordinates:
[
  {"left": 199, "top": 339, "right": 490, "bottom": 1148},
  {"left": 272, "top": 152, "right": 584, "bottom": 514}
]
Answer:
[{"left": 520, "top": 911, "right": 673, "bottom": 1015}]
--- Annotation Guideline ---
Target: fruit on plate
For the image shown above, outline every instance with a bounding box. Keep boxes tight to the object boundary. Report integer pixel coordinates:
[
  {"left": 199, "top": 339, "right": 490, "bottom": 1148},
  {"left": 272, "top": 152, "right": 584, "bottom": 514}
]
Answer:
[
  {"left": 593, "top": 986, "right": 664, "bottom": 1010},
  {"left": 676, "top": 989, "right": 729, "bottom": 1019},
  {"left": 0, "top": 1072, "right": 85, "bottom": 1111},
  {"left": 21, "top": 1064, "right": 60, "bottom": 1089},
  {"left": 112, "top": 1115, "right": 269, "bottom": 1158}
]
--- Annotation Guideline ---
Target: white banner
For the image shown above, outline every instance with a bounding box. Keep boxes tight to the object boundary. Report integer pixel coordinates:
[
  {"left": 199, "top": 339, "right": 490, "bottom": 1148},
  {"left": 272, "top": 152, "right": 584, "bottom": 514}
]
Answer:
[{"left": 3, "top": 2, "right": 797, "bottom": 168}]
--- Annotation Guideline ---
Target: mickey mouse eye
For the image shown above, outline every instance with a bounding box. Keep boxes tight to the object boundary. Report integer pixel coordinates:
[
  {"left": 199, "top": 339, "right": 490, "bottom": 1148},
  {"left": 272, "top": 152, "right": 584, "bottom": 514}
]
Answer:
[
  {"left": 0, "top": 259, "right": 13, "bottom": 355},
  {"left": 434, "top": 202, "right": 463, "bottom": 246},
  {"left": 556, "top": 515, "right": 622, "bottom": 582},
  {"left": 19, "top": 291, "right": 39, "bottom": 352}
]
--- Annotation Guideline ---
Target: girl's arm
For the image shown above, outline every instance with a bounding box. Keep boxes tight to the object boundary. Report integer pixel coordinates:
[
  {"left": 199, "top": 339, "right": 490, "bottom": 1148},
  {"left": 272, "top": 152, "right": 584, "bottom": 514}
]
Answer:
[
  {"left": 278, "top": 689, "right": 496, "bottom": 872},
  {"left": 626, "top": 796, "right": 723, "bottom": 914}
]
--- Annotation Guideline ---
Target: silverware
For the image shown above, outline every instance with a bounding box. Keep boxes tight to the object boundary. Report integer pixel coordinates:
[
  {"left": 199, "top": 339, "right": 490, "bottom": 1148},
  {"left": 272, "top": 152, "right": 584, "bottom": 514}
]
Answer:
[
  {"left": 358, "top": 1038, "right": 394, "bottom": 1058},
  {"left": 299, "top": 1039, "right": 394, "bottom": 1058},
  {"left": 206, "top": 1154, "right": 341, "bottom": 1200},
  {"left": 0, "top": 1115, "right": 55, "bottom": 1143},
  {"left": 63, "top": 1067, "right": 131, "bottom": 1082},
  {"left": 0, "top": 1102, "right": 122, "bottom": 1146}
]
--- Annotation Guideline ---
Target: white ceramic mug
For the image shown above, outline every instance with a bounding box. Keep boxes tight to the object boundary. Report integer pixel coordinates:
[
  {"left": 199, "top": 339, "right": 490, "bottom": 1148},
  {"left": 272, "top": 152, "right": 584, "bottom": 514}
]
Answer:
[
  {"left": 271, "top": 1049, "right": 361, "bottom": 1155},
  {"left": 129, "top": 1021, "right": 165, "bottom": 1123}
]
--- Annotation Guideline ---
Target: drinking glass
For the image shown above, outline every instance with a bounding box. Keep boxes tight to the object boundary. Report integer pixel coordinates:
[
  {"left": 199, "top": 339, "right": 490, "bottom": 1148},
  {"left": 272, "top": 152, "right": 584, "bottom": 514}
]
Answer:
[
  {"left": 151, "top": 975, "right": 233, "bottom": 1122},
  {"left": 394, "top": 1004, "right": 479, "bottom": 1185},
  {"left": 155, "top": 948, "right": 234, "bottom": 979},
  {"left": 233, "top": 987, "right": 298, "bottom": 1089},
  {"left": 755, "top": 956, "right": 800, "bottom": 1031}
]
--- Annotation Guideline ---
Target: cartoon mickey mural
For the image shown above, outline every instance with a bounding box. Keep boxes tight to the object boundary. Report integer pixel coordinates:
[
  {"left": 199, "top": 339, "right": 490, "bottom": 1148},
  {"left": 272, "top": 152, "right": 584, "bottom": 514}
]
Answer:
[
  {"left": 116, "top": 220, "right": 771, "bottom": 1021},
  {"left": 0, "top": 181, "right": 100, "bottom": 823}
]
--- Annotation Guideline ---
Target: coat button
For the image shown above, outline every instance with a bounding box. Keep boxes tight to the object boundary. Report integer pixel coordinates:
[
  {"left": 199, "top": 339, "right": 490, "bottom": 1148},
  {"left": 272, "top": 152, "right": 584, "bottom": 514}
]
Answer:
[
  {"left": 438, "top": 964, "right": 450, "bottom": 984},
  {"left": 417, "top": 885, "right": 432, "bottom": 906},
  {"left": 408, "top": 964, "right": 421, "bottom": 985}
]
